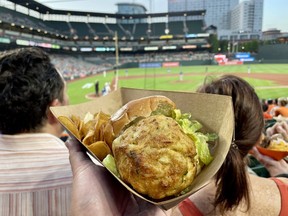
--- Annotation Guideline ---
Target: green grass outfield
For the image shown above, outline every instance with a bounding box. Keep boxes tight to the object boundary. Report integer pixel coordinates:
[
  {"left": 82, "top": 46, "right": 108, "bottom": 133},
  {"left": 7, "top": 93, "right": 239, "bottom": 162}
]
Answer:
[{"left": 67, "top": 64, "right": 288, "bottom": 105}]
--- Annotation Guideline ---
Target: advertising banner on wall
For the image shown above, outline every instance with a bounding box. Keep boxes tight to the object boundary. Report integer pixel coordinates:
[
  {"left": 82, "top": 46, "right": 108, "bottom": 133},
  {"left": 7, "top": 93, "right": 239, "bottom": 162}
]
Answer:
[
  {"left": 214, "top": 54, "right": 243, "bottom": 65},
  {"left": 235, "top": 52, "right": 255, "bottom": 62},
  {"left": 162, "top": 62, "right": 180, "bottom": 67},
  {"left": 139, "top": 62, "right": 162, "bottom": 68}
]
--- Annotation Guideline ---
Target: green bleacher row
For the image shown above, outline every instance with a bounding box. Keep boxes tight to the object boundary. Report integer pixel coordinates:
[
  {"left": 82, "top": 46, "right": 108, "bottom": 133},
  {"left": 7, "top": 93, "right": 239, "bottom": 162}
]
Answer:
[{"left": 0, "top": 6, "right": 204, "bottom": 40}]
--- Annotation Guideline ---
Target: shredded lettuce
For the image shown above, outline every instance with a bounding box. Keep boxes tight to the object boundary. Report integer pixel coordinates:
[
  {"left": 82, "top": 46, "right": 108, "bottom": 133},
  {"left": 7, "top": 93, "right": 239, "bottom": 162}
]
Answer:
[
  {"left": 102, "top": 154, "right": 120, "bottom": 177},
  {"left": 172, "top": 109, "right": 217, "bottom": 166}
]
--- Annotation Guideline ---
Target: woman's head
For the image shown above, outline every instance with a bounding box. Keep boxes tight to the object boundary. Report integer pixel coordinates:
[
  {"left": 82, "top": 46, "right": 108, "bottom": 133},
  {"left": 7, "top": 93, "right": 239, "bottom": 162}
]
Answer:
[
  {"left": 278, "top": 97, "right": 287, "bottom": 107},
  {"left": 198, "top": 75, "right": 264, "bottom": 154},
  {"left": 197, "top": 75, "right": 264, "bottom": 213},
  {"left": 0, "top": 47, "right": 65, "bottom": 134}
]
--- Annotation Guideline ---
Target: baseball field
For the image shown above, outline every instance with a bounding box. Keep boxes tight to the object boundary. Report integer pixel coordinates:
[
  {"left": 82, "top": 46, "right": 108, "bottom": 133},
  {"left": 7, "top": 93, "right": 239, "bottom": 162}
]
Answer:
[{"left": 67, "top": 64, "right": 288, "bottom": 105}]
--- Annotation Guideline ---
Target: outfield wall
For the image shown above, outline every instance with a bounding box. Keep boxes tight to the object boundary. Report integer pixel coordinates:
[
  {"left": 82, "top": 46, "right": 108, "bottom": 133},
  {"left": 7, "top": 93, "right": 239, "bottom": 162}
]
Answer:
[
  {"left": 119, "top": 60, "right": 213, "bottom": 69},
  {"left": 257, "top": 44, "right": 288, "bottom": 63}
]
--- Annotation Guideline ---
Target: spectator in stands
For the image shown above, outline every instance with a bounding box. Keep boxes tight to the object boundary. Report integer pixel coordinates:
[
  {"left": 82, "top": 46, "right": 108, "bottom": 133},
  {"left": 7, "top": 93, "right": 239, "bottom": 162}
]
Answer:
[
  {"left": 0, "top": 47, "right": 72, "bottom": 215},
  {"left": 250, "top": 146, "right": 288, "bottom": 178},
  {"left": 266, "top": 98, "right": 277, "bottom": 116},
  {"left": 274, "top": 97, "right": 288, "bottom": 117},
  {"left": 266, "top": 120, "right": 288, "bottom": 141},
  {"left": 249, "top": 120, "right": 288, "bottom": 178},
  {"left": 262, "top": 101, "right": 273, "bottom": 120},
  {"left": 65, "top": 75, "right": 288, "bottom": 216}
]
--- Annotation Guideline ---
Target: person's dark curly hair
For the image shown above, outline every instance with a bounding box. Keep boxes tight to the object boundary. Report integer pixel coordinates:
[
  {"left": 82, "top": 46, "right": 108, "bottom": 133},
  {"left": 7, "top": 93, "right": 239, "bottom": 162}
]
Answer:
[{"left": 0, "top": 47, "right": 64, "bottom": 134}]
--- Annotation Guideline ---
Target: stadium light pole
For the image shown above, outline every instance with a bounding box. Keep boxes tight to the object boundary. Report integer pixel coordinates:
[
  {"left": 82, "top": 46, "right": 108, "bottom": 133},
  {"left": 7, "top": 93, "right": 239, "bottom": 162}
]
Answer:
[{"left": 115, "top": 31, "right": 119, "bottom": 90}]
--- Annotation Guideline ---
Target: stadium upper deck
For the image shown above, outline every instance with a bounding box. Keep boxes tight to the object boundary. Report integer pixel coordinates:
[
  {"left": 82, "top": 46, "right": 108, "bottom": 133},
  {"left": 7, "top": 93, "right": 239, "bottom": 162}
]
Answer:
[{"left": 0, "top": 0, "right": 211, "bottom": 53}]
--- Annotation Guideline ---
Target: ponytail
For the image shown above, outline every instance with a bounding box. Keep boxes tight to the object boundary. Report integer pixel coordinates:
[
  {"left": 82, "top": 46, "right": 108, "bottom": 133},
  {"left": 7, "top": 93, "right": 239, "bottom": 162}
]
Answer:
[
  {"left": 197, "top": 75, "right": 264, "bottom": 214},
  {"left": 214, "top": 146, "right": 250, "bottom": 214}
]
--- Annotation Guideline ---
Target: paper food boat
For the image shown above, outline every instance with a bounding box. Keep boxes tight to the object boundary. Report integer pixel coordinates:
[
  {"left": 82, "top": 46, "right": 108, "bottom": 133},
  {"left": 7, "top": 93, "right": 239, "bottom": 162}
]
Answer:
[{"left": 50, "top": 87, "right": 234, "bottom": 210}]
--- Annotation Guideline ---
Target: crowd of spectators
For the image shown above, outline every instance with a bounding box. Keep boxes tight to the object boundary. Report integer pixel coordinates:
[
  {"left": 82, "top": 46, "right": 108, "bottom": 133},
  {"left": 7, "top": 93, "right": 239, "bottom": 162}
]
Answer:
[
  {"left": 50, "top": 54, "right": 113, "bottom": 81},
  {"left": 48, "top": 51, "right": 213, "bottom": 81},
  {"left": 254, "top": 97, "right": 288, "bottom": 177},
  {"left": 262, "top": 97, "right": 288, "bottom": 121}
]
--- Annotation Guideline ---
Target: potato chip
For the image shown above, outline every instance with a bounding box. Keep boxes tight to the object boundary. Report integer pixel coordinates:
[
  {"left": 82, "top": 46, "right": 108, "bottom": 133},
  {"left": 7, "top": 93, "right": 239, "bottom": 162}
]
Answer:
[
  {"left": 87, "top": 141, "right": 112, "bottom": 161},
  {"left": 83, "top": 112, "right": 94, "bottom": 124},
  {"left": 103, "top": 122, "right": 115, "bottom": 150},
  {"left": 59, "top": 111, "right": 112, "bottom": 161},
  {"left": 58, "top": 116, "right": 81, "bottom": 140},
  {"left": 92, "top": 111, "right": 110, "bottom": 141},
  {"left": 70, "top": 114, "right": 81, "bottom": 130},
  {"left": 82, "top": 129, "right": 96, "bottom": 146},
  {"left": 79, "top": 119, "right": 96, "bottom": 140}
]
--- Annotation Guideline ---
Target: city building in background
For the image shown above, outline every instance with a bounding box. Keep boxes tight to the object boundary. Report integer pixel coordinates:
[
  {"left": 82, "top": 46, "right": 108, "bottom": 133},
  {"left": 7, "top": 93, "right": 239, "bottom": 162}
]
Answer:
[
  {"left": 168, "top": 0, "right": 238, "bottom": 29},
  {"left": 262, "top": 28, "right": 288, "bottom": 41},
  {"left": 116, "top": 3, "right": 147, "bottom": 24},
  {"left": 115, "top": 2, "right": 148, "bottom": 39},
  {"left": 231, "top": 0, "right": 263, "bottom": 33},
  {"left": 117, "top": 3, "right": 147, "bottom": 15},
  {"left": 168, "top": 0, "right": 263, "bottom": 41}
]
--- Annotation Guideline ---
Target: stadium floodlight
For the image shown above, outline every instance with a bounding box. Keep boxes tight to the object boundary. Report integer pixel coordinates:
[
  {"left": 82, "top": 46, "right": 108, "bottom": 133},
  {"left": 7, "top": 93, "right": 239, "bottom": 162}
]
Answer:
[
  {"left": 80, "top": 47, "right": 93, "bottom": 52},
  {"left": 0, "top": 37, "right": 11, "bottom": 44},
  {"left": 160, "top": 35, "right": 173, "bottom": 40},
  {"left": 144, "top": 46, "right": 158, "bottom": 51},
  {"left": 182, "top": 45, "right": 197, "bottom": 49},
  {"left": 120, "top": 47, "right": 133, "bottom": 51},
  {"left": 162, "top": 46, "right": 177, "bottom": 50}
]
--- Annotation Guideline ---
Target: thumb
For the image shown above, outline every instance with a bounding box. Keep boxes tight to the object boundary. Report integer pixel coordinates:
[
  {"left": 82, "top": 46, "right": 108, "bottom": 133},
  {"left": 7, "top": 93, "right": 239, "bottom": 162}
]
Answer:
[{"left": 65, "top": 138, "right": 93, "bottom": 174}]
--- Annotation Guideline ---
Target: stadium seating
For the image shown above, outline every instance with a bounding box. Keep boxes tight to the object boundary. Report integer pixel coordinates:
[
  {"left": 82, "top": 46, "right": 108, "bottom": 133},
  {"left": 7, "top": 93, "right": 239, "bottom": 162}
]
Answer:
[{"left": 0, "top": 5, "right": 206, "bottom": 41}]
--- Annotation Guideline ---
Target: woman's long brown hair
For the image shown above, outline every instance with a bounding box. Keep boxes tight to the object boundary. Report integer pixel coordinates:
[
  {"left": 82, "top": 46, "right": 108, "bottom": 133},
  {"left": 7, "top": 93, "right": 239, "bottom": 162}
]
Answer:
[{"left": 197, "top": 75, "right": 264, "bottom": 214}]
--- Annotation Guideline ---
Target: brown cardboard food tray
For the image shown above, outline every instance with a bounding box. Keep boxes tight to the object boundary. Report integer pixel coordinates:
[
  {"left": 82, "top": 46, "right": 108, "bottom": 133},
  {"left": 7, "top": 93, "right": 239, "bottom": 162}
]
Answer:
[{"left": 50, "top": 87, "right": 234, "bottom": 210}]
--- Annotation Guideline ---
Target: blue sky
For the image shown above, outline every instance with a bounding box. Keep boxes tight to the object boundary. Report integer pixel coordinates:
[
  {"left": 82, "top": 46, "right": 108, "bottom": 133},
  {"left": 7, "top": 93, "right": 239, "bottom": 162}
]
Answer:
[{"left": 37, "top": 0, "right": 288, "bottom": 32}]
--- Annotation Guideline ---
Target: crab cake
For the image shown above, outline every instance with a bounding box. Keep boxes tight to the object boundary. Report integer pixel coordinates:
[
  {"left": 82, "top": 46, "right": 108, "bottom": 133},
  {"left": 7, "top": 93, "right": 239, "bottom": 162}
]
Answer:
[{"left": 112, "top": 115, "right": 198, "bottom": 199}]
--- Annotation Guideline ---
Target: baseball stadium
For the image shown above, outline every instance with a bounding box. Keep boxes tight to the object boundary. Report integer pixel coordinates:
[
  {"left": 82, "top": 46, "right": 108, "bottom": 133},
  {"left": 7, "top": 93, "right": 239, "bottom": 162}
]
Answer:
[
  {"left": 1, "top": 0, "right": 288, "bottom": 105},
  {"left": 1, "top": 0, "right": 288, "bottom": 215}
]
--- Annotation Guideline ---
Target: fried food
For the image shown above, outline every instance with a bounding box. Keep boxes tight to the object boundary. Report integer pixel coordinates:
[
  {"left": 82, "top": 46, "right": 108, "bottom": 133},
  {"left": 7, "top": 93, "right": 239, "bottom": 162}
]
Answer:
[
  {"left": 58, "top": 116, "right": 81, "bottom": 140},
  {"left": 57, "top": 95, "right": 215, "bottom": 200},
  {"left": 58, "top": 112, "right": 111, "bottom": 161},
  {"left": 87, "top": 141, "right": 111, "bottom": 161},
  {"left": 268, "top": 138, "right": 288, "bottom": 152},
  {"left": 113, "top": 115, "right": 198, "bottom": 199}
]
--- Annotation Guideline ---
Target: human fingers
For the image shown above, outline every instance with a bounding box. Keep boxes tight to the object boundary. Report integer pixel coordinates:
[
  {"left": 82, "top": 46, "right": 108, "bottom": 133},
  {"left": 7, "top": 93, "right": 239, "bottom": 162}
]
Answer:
[
  {"left": 279, "top": 121, "right": 288, "bottom": 138},
  {"left": 265, "top": 127, "right": 274, "bottom": 137},
  {"left": 250, "top": 146, "right": 277, "bottom": 166},
  {"left": 251, "top": 147, "right": 288, "bottom": 176},
  {"left": 65, "top": 138, "right": 93, "bottom": 174},
  {"left": 275, "top": 124, "right": 288, "bottom": 140}
]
